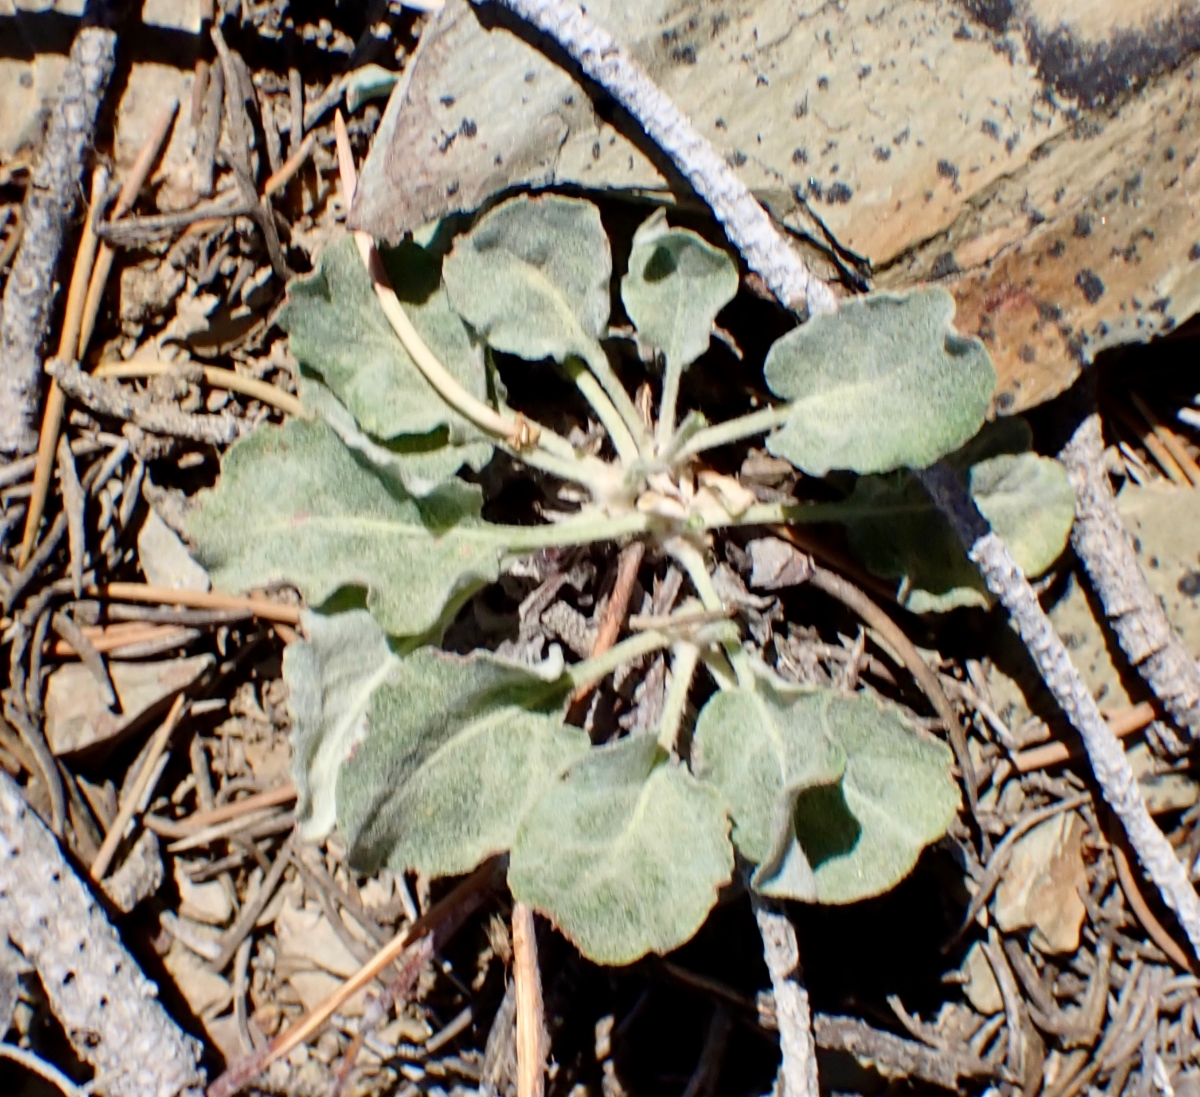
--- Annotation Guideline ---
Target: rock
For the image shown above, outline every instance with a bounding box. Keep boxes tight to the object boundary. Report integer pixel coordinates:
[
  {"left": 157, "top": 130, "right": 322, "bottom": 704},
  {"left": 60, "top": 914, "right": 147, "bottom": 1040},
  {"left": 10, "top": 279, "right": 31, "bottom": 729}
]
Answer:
[
  {"left": 174, "top": 860, "right": 233, "bottom": 926},
  {"left": 994, "top": 810, "right": 1088, "bottom": 953},
  {"left": 44, "top": 654, "right": 213, "bottom": 758},
  {"left": 162, "top": 938, "right": 230, "bottom": 1017},
  {"left": 961, "top": 940, "right": 1003, "bottom": 1015},
  {"left": 138, "top": 506, "right": 210, "bottom": 592}
]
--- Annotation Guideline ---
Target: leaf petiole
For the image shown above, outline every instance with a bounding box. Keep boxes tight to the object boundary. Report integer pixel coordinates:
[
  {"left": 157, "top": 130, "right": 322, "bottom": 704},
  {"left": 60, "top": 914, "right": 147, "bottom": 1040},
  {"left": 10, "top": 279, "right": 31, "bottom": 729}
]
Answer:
[
  {"left": 657, "top": 641, "right": 700, "bottom": 754},
  {"left": 563, "top": 628, "right": 672, "bottom": 694},
  {"left": 560, "top": 357, "right": 641, "bottom": 466},
  {"left": 664, "top": 536, "right": 754, "bottom": 688},
  {"left": 673, "top": 403, "right": 792, "bottom": 462}
]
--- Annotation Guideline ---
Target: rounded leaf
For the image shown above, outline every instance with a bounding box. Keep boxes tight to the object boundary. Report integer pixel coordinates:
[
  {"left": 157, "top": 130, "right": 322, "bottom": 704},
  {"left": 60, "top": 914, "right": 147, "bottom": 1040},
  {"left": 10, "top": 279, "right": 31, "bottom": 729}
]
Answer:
[
  {"left": 620, "top": 214, "right": 738, "bottom": 372},
  {"left": 443, "top": 194, "right": 611, "bottom": 364},
  {"left": 763, "top": 288, "right": 995, "bottom": 476},
  {"left": 509, "top": 736, "right": 733, "bottom": 965},
  {"left": 692, "top": 682, "right": 845, "bottom": 871},
  {"left": 281, "top": 233, "right": 487, "bottom": 442}
]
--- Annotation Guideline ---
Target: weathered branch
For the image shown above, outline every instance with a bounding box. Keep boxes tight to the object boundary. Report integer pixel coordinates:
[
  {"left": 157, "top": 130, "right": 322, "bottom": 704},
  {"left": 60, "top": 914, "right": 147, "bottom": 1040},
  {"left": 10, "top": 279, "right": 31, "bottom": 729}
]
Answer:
[
  {"left": 1060, "top": 413, "right": 1200, "bottom": 737},
  {"left": 918, "top": 464, "right": 1200, "bottom": 959},
  {"left": 0, "top": 773, "right": 206, "bottom": 1096},
  {"left": 752, "top": 895, "right": 819, "bottom": 1097},
  {"left": 0, "top": 23, "right": 117, "bottom": 453},
  {"left": 479, "top": 0, "right": 837, "bottom": 317}
]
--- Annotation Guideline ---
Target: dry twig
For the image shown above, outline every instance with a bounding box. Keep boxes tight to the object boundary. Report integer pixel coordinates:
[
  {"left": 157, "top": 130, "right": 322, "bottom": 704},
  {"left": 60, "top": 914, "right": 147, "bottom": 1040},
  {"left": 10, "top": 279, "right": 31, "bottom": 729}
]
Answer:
[{"left": 513, "top": 901, "right": 547, "bottom": 1097}]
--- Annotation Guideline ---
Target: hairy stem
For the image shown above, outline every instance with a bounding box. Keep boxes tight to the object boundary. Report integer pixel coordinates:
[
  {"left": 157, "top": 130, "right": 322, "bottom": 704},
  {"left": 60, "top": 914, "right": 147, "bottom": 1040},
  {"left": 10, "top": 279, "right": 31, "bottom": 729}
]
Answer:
[
  {"left": 656, "top": 356, "right": 684, "bottom": 453},
  {"left": 675, "top": 403, "right": 792, "bottom": 462},
  {"left": 657, "top": 641, "right": 700, "bottom": 754},
  {"left": 561, "top": 357, "right": 640, "bottom": 465},
  {"left": 583, "top": 347, "right": 653, "bottom": 458},
  {"left": 565, "top": 629, "right": 672, "bottom": 693},
  {"left": 665, "top": 536, "right": 754, "bottom": 687}
]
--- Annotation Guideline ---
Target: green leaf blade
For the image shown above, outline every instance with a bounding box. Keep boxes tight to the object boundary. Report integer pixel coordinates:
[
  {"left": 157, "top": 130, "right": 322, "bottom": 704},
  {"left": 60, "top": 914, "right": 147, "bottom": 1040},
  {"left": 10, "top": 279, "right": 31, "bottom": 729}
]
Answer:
[
  {"left": 620, "top": 214, "right": 738, "bottom": 373},
  {"left": 188, "top": 416, "right": 505, "bottom": 638},
  {"left": 509, "top": 736, "right": 733, "bottom": 966},
  {"left": 692, "top": 684, "right": 845, "bottom": 873},
  {"left": 697, "top": 683, "right": 958, "bottom": 904},
  {"left": 337, "top": 646, "right": 587, "bottom": 879},
  {"left": 285, "top": 609, "right": 396, "bottom": 841},
  {"left": 280, "top": 232, "right": 488, "bottom": 443},
  {"left": 796, "top": 691, "right": 960, "bottom": 904},
  {"left": 763, "top": 288, "right": 996, "bottom": 476},
  {"left": 442, "top": 194, "right": 611, "bottom": 364}
]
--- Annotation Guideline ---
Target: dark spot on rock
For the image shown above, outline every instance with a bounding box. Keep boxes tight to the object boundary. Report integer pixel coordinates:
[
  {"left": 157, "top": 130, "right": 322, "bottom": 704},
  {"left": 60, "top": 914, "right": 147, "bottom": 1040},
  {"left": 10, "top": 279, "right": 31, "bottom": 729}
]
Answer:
[
  {"left": 1167, "top": 145, "right": 1177, "bottom": 161},
  {"left": 1190, "top": 242, "right": 1200, "bottom": 260},
  {"left": 1054, "top": 187, "right": 1066, "bottom": 203},
  {"left": 673, "top": 45, "right": 697, "bottom": 64},
  {"left": 1028, "top": 208, "right": 1046, "bottom": 226},
  {"left": 795, "top": 96, "right": 809, "bottom": 119},
  {"left": 930, "top": 252, "right": 959, "bottom": 279},
  {"left": 893, "top": 127, "right": 910, "bottom": 145},
  {"left": 524, "top": 71, "right": 536, "bottom": 83},
  {"left": 1018, "top": 344, "right": 1037, "bottom": 363},
  {"left": 874, "top": 146, "right": 891, "bottom": 161},
  {"left": 460, "top": 118, "right": 477, "bottom": 138},
  {"left": 1122, "top": 172, "right": 1143, "bottom": 202},
  {"left": 564, "top": 95, "right": 574, "bottom": 106},
  {"left": 827, "top": 182, "right": 853, "bottom": 204},
  {"left": 1076, "top": 269, "right": 1105, "bottom": 304},
  {"left": 1025, "top": 12, "right": 1200, "bottom": 112},
  {"left": 995, "top": 390, "right": 1016, "bottom": 411},
  {"left": 715, "top": 118, "right": 727, "bottom": 129},
  {"left": 805, "top": 178, "right": 824, "bottom": 201},
  {"left": 1179, "top": 570, "right": 1200, "bottom": 597},
  {"left": 955, "top": 23, "right": 972, "bottom": 39},
  {"left": 592, "top": 141, "right": 601, "bottom": 160},
  {"left": 1005, "top": 134, "right": 1019, "bottom": 154},
  {"left": 981, "top": 119, "right": 1001, "bottom": 140},
  {"left": 1150, "top": 556, "right": 1160, "bottom": 569},
  {"left": 732, "top": 151, "right": 747, "bottom": 166},
  {"left": 817, "top": 75, "right": 830, "bottom": 90},
  {"left": 1049, "top": 240, "right": 1066, "bottom": 258},
  {"left": 756, "top": 73, "right": 768, "bottom": 85},
  {"left": 958, "top": 0, "right": 1014, "bottom": 33},
  {"left": 440, "top": 95, "right": 456, "bottom": 108},
  {"left": 1132, "top": 536, "right": 1142, "bottom": 554},
  {"left": 1038, "top": 302, "right": 1063, "bottom": 322},
  {"left": 830, "top": 163, "right": 840, "bottom": 175},
  {"left": 1105, "top": 186, "right": 1120, "bottom": 203},
  {"left": 937, "top": 159, "right": 959, "bottom": 181},
  {"left": 446, "top": 180, "right": 459, "bottom": 197},
  {"left": 793, "top": 147, "right": 808, "bottom": 164},
  {"left": 858, "top": 65, "right": 873, "bottom": 79},
  {"left": 1073, "top": 213, "right": 1093, "bottom": 238}
]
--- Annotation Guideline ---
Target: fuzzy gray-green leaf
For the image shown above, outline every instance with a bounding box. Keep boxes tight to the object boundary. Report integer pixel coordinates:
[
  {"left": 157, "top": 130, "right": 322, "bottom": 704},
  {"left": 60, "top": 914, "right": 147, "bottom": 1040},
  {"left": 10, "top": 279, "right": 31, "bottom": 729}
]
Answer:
[
  {"left": 620, "top": 213, "right": 738, "bottom": 373},
  {"left": 763, "top": 288, "right": 995, "bottom": 476},
  {"left": 188, "top": 416, "right": 505, "bottom": 638},
  {"left": 284, "top": 609, "right": 396, "bottom": 841},
  {"left": 335, "top": 641, "right": 588, "bottom": 878},
  {"left": 845, "top": 446, "right": 1076, "bottom": 613},
  {"left": 785, "top": 691, "right": 959, "bottom": 904},
  {"left": 302, "top": 380, "right": 493, "bottom": 498},
  {"left": 692, "top": 682, "right": 845, "bottom": 888},
  {"left": 509, "top": 735, "right": 732, "bottom": 965},
  {"left": 442, "top": 194, "right": 611, "bottom": 365},
  {"left": 281, "top": 233, "right": 487, "bottom": 442},
  {"left": 698, "top": 683, "right": 958, "bottom": 904}
]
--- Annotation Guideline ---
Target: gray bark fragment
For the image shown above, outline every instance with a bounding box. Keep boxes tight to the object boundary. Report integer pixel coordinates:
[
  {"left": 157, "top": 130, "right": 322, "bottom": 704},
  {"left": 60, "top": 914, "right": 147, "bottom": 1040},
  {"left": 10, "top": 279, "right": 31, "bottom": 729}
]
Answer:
[
  {"left": 1060, "top": 414, "right": 1200, "bottom": 737},
  {"left": 0, "top": 25, "right": 117, "bottom": 454},
  {"left": 0, "top": 773, "right": 206, "bottom": 1097}
]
